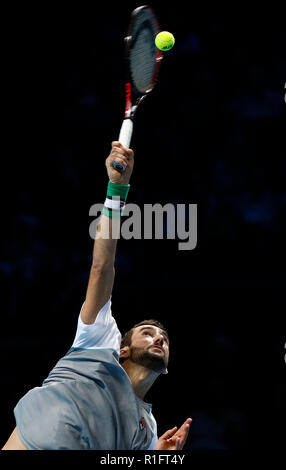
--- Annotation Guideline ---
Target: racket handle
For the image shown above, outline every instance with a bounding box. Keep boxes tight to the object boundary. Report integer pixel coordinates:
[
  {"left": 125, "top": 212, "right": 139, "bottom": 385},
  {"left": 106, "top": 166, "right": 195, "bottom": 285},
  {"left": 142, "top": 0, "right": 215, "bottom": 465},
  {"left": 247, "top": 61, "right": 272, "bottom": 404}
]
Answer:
[
  {"left": 112, "top": 118, "right": 133, "bottom": 173},
  {"left": 119, "top": 118, "right": 133, "bottom": 148}
]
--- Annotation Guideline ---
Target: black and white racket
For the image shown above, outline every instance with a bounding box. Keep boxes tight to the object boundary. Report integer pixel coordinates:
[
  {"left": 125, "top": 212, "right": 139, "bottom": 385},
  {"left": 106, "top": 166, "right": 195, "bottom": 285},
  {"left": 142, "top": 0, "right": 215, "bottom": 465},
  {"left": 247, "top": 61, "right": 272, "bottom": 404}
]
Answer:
[{"left": 112, "top": 5, "right": 163, "bottom": 173}]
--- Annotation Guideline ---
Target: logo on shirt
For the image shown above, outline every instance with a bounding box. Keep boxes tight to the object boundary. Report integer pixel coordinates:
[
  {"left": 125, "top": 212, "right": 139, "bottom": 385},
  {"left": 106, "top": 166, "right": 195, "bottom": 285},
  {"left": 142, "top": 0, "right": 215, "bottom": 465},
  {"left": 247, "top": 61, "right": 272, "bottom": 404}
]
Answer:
[{"left": 139, "top": 417, "right": 146, "bottom": 430}]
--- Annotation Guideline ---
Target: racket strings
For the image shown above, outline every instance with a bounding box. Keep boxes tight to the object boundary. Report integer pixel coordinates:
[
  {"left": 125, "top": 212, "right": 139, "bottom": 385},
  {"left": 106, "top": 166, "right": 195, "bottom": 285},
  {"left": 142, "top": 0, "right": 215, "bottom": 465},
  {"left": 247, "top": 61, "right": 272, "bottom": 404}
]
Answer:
[{"left": 129, "top": 14, "right": 158, "bottom": 93}]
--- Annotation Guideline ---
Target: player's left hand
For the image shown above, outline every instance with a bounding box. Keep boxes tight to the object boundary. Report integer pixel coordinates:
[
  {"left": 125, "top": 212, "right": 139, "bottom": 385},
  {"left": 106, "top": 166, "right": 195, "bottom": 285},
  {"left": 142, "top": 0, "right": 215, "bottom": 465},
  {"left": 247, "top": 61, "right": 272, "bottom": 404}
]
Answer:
[{"left": 154, "top": 418, "right": 192, "bottom": 450}]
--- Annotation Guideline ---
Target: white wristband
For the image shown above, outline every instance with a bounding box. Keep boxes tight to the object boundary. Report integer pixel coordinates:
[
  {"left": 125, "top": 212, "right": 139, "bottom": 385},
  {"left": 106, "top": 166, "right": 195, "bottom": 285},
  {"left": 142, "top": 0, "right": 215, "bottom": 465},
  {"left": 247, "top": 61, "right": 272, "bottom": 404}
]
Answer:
[{"left": 104, "top": 197, "right": 125, "bottom": 211}]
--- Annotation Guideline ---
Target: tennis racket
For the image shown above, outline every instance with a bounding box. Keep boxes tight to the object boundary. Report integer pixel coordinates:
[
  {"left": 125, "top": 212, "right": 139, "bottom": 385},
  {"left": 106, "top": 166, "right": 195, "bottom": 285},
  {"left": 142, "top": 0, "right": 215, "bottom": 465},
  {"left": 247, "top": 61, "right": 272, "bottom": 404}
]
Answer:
[{"left": 112, "top": 5, "right": 163, "bottom": 173}]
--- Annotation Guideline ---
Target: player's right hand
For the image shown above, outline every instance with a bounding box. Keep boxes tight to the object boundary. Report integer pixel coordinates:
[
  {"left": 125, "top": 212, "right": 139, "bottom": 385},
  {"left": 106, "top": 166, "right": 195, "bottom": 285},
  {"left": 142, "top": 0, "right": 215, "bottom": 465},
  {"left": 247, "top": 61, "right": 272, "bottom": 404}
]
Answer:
[{"left": 106, "top": 141, "right": 134, "bottom": 185}]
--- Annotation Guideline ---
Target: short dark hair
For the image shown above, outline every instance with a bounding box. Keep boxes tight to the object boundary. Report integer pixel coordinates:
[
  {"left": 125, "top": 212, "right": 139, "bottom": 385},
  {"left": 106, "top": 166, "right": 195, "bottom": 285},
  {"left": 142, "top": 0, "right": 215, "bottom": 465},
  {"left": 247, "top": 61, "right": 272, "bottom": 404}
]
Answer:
[{"left": 120, "top": 319, "right": 169, "bottom": 350}]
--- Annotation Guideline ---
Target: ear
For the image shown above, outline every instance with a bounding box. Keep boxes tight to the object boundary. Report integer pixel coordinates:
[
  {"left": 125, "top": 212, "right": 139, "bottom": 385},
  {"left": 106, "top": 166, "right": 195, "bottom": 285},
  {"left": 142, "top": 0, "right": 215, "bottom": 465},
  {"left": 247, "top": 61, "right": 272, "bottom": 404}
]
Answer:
[
  {"left": 162, "top": 368, "right": 168, "bottom": 375},
  {"left": 120, "top": 346, "right": 130, "bottom": 361}
]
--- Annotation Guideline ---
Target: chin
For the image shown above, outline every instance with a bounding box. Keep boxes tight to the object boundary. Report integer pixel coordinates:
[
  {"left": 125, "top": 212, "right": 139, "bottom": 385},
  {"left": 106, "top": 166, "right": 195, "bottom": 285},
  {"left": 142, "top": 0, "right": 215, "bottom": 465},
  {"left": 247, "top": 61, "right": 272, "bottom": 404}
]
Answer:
[
  {"left": 143, "top": 351, "right": 167, "bottom": 373},
  {"left": 130, "top": 346, "right": 167, "bottom": 373}
]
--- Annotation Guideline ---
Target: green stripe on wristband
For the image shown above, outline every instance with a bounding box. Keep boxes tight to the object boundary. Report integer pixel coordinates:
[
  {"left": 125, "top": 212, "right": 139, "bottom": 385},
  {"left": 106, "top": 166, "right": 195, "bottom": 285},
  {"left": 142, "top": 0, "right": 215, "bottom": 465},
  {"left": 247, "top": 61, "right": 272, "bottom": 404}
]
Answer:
[{"left": 107, "top": 181, "right": 130, "bottom": 201}]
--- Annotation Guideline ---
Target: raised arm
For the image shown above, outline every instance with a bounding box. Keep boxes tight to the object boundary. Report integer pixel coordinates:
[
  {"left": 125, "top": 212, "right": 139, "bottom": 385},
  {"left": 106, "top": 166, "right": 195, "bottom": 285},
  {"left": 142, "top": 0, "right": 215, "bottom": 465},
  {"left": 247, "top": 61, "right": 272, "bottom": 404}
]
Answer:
[{"left": 80, "top": 141, "right": 134, "bottom": 325}]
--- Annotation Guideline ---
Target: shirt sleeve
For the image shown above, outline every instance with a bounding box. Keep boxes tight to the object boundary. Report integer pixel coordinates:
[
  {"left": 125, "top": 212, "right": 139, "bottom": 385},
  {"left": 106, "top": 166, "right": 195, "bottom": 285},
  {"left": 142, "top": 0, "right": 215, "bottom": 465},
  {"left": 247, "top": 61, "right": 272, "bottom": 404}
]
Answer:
[{"left": 71, "top": 297, "right": 122, "bottom": 355}]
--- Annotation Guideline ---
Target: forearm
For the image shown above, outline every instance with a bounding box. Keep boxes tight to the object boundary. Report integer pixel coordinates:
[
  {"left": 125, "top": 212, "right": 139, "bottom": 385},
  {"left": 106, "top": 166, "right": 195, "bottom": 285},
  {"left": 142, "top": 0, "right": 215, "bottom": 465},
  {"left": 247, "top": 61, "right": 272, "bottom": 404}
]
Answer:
[
  {"left": 92, "top": 212, "right": 119, "bottom": 269},
  {"left": 81, "top": 210, "right": 121, "bottom": 324}
]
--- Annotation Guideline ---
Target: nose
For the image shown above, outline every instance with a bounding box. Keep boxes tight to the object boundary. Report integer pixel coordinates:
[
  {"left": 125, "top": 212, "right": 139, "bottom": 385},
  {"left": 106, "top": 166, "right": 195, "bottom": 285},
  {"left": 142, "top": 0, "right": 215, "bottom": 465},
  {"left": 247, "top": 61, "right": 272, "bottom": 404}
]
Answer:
[{"left": 154, "top": 333, "right": 164, "bottom": 346}]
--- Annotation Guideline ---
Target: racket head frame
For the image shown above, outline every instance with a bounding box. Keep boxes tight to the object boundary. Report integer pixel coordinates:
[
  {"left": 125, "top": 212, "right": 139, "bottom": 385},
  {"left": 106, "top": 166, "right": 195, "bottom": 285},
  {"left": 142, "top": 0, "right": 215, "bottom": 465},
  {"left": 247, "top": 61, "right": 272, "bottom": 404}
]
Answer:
[
  {"left": 113, "top": 5, "right": 163, "bottom": 173},
  {"left": 123, "top": 5, "right": 163, "bottom": 120}
]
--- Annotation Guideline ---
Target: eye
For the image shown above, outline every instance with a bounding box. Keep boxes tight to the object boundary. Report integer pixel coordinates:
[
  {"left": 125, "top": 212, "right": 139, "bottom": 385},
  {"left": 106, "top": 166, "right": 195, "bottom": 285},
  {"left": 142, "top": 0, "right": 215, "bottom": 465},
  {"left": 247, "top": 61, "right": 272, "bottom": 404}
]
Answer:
[{"left": 142, "top": 331, "right": 153, "bottom": 338}]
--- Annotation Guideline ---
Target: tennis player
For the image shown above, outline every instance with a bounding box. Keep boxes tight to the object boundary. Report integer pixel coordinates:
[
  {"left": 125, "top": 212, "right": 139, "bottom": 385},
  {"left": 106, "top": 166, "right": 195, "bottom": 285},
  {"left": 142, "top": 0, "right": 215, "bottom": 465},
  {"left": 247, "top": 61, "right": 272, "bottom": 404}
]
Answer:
[{"left": 2, "top": 142, "right": 192, "bottom": 450}]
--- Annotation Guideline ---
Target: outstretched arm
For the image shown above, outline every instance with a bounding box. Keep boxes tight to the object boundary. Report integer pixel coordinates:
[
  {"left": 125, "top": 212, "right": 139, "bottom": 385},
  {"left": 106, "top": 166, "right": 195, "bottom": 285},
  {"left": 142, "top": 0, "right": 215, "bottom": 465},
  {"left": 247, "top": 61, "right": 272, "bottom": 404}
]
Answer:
[
  {"left": 80, "top": 141, "right": 134, "bottom": 325},
  {"left": 155, "top": 418, "right": 192, "bottom": 450}
]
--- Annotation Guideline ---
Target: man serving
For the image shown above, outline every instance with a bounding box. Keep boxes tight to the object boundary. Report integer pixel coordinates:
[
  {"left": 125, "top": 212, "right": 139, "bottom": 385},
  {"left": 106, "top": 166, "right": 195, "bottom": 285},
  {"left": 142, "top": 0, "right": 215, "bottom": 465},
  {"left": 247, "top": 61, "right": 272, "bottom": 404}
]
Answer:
[{"left": 2, "top": 142, "right": 192, "bottom": 450}]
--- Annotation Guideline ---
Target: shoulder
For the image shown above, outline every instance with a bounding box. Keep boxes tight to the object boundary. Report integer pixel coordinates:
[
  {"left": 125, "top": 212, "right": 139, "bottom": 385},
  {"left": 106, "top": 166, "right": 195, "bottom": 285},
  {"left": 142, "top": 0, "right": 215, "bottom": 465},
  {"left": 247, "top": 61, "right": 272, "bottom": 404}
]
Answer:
[{"left": 71, "top": 297, "right": 122, "bottom": 354}]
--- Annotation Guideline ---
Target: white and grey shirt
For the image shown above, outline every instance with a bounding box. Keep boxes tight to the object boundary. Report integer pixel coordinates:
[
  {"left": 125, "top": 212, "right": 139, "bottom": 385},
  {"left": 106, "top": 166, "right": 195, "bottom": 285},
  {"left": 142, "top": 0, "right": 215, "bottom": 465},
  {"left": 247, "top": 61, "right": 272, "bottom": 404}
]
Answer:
[{"left": 14, "top": 298, "right": 158, "bottom": 450}]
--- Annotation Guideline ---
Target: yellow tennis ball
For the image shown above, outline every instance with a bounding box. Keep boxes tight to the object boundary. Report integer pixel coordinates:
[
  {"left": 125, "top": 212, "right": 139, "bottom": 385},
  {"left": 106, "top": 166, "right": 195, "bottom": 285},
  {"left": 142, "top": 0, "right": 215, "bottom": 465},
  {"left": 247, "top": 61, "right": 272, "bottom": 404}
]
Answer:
[{"left": 155, "top": 31, "right": 175, "bottom": 51}]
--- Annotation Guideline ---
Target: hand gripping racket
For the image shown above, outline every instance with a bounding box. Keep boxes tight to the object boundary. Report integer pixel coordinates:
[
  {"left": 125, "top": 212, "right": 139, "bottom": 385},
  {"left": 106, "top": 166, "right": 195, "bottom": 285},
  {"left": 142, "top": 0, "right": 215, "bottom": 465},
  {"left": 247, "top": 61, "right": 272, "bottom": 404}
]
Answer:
[{"left": 112, "top": 5, "right": 163, "bottom": 173}]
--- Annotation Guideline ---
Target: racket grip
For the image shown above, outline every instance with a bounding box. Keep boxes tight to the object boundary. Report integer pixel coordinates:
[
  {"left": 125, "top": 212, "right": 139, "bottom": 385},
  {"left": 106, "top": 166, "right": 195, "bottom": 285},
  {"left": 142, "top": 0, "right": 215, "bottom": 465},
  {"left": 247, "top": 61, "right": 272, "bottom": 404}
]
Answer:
[
  {"left": 112, "top": 118, "right": 134, "bottom": 173},
  {"left": 119, "top": 118, "right": 133, "bottom": 148}
]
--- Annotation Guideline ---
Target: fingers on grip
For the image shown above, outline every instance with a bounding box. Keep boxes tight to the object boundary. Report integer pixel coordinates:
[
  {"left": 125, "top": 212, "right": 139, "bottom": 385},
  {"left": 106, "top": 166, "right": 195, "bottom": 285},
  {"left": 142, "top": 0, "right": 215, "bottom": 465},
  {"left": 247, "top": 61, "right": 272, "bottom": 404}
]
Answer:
[{"left": 111, "top": 141, "right": 134, "bottom": 159}]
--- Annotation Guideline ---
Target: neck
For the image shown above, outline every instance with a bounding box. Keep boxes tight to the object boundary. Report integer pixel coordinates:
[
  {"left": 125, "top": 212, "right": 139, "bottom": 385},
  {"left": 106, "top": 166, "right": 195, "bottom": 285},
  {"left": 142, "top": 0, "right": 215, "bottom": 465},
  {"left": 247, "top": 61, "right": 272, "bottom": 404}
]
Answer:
[{"left": 122, "top": 359, "right": 160, "bottom": 401}]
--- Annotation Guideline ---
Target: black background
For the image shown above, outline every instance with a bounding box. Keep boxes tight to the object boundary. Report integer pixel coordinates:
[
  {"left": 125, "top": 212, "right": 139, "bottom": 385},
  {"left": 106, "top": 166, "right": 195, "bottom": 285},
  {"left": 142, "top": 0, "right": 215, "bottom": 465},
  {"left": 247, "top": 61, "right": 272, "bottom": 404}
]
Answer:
[{"left": 1, "top": 1, "right": 285, "bottom": 456}]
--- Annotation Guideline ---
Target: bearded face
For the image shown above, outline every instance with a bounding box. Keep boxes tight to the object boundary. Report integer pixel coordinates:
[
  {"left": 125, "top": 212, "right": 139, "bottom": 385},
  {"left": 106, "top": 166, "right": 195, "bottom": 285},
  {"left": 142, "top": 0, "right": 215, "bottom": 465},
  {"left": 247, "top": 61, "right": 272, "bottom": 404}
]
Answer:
[
  {"left": 123, "top": 325, "right": 169, "bottom": 373},
  {"left": 129, "top": 344, "right": 168, "bottom": 372}
]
